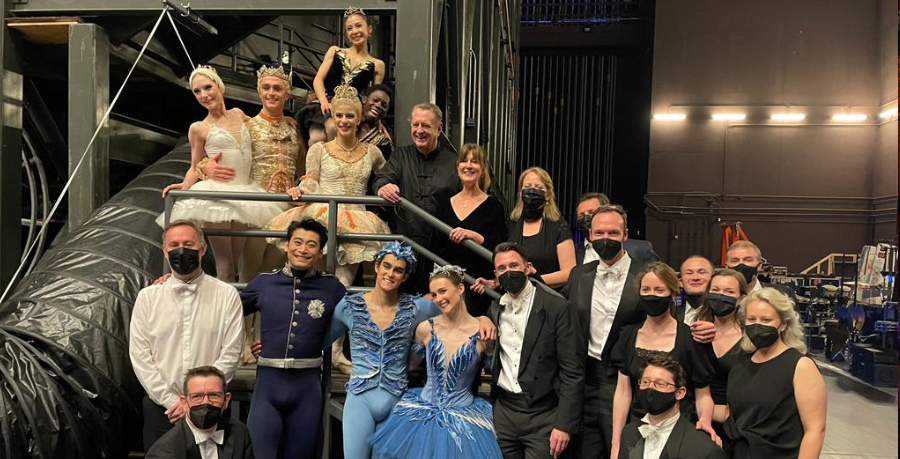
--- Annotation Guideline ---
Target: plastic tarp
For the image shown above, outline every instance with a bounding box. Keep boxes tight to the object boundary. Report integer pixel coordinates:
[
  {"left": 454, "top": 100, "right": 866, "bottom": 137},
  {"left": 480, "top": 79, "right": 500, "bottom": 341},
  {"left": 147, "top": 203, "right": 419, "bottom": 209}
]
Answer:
[{"left": 0, "top": 144, "right": 191, "bottom": 458}]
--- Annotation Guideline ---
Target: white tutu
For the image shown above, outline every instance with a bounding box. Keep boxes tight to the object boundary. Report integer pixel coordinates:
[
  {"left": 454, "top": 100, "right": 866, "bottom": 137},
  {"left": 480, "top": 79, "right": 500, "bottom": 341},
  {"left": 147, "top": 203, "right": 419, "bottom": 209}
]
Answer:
[{"left": 156, "top": 122, "right": 290, "bottom": 229}]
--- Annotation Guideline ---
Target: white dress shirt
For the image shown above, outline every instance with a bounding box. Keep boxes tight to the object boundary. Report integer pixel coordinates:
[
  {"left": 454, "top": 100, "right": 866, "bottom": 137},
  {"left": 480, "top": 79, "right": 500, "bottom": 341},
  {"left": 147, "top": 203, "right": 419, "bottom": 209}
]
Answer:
[
  {"left": 750, "top": 279, "right": 762, "bottom": 293},
  {"left": 683, "top": 299, "right": 700, "bottom": 325},
  {"left": 638, "top": 412, "right": 679, "bottom": 459},
  {"left": 588, "top": 252, "right": 632, "bottom": 360},
  {"left": 129, "top": 273, "right": 244, "bottom": 409},
  {"left": 187, "top": 419, "right": 225, "bottom": 459},
  {"left": 583, "top": 240, "right": 599, "bottom": 264},
  {"left": 497, "top": 280, "right": 537, "bottom": 393}
]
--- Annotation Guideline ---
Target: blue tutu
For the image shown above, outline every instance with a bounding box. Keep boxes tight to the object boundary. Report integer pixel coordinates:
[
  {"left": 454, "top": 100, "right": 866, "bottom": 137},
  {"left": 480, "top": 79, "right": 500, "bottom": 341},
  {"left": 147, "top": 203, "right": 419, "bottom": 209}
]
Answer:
[{"left": 368, "top": 320, "right": 502, "bottom": 459}]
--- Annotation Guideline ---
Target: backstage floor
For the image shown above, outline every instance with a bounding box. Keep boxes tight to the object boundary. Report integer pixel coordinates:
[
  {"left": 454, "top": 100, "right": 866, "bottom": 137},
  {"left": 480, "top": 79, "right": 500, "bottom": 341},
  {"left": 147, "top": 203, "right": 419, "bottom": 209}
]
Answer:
[{"left": 817, "top": 361, "right": 898, "bottom": 459}]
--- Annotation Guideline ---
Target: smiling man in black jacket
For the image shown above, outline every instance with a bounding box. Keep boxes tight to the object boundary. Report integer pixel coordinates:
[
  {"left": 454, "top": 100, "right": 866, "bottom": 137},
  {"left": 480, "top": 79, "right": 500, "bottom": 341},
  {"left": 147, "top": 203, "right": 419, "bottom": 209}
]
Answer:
[{"left": 488, "top": 242, "right": 585, "bottom": 459}]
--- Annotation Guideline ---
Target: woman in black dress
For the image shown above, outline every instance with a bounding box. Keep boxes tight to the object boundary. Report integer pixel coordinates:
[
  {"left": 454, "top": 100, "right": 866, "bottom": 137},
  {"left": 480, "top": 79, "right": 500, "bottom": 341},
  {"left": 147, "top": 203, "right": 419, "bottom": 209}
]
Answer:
[
  {"left": 505, "top": 167, "right": 575, "bottom": 288},
  {"left": 610, "top": 262, "right": 718, "bottom": 459},
  {"left": 434, "top": 144, "right": 506, "bottom": 317},
  {"left": 299, "top": 6, "right": 385, "bottom": 145},
  {"left": 725, "top": 288, "right": 826, "bottom": 459},
  {"left": 694, "top": 268, "right": 748, "bottom": 453}
]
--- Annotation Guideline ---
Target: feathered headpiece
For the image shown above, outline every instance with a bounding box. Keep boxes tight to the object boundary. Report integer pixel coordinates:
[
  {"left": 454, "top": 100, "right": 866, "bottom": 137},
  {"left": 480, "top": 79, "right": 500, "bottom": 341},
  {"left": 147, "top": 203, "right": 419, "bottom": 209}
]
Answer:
[
  {"left": 375, "top": 241, "right": 417, "bottom": 271},
  {"left": 331, "top": 84, "right": 363, "bottom": 114}
]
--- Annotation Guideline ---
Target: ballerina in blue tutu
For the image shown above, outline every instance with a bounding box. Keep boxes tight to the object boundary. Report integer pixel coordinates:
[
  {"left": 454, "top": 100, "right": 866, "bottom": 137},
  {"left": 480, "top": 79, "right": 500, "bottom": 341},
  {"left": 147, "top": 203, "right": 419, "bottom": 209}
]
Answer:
[{"left": 369, "top": 265, "right": 502, "bottom": 459}]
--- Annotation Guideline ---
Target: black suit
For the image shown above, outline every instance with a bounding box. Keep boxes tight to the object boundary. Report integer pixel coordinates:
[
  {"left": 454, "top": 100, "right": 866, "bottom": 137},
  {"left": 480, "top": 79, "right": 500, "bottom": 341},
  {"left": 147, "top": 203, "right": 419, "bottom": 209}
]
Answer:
[
  {"left": 575, "top": 239, "right": 661, "bottom": 267},
  {"left": 489, "top": 282, "right": 586, "bottom": 458},
  {"left": 146, "top": 418, "right": 254, "bottom": 459},
  {"left": 566, "top": 257, "right": 646, "bottom": 459},
  {"left": 618, "top": 414, "right": 727, "bottom": 459}
]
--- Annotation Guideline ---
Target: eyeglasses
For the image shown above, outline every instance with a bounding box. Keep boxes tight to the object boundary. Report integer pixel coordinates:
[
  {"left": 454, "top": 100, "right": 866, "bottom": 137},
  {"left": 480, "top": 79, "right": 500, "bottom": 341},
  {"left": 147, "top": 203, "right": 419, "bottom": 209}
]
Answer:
[
  {"left": 187, "top": 392, "right": 225, "bottom": 404},
  {"left": 638, "top": 379, "right": 678, "bottom": 391}
]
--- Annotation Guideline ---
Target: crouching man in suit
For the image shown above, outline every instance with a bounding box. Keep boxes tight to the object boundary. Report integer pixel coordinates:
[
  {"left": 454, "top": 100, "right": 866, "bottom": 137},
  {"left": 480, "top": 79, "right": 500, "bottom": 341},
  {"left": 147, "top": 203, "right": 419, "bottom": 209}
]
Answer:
[
  {"left": 147, "top": 366, "right": 254, "bottom": 459},
  {"left": 488, "top": 242, "right": 585, "bottom": 459},
  {"left": 618, "top": 356, "right": 725, "bottom": 459}
]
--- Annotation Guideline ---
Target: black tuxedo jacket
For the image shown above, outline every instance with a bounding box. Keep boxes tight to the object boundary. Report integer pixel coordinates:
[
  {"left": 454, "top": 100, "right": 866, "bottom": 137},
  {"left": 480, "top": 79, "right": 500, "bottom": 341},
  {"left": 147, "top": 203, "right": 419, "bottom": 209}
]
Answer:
[
  {"left": 618, "top": 414, "right": 727, "bottom": 459},
  {"left": 565, "top": 258, "right": 646, "bottom": 362},
  {"left": 575, "top": 239, "right": 661, "bottom": 266},
  {"left": 146, "top": 418, "right": 254, "bottom": 459},
  {"left": 488, "top": 282, "right": 586, "bottom": 434}
]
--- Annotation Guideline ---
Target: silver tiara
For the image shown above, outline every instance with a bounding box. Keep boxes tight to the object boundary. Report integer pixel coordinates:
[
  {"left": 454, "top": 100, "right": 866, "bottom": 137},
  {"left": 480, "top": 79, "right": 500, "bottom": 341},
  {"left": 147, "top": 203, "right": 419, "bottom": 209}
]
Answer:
[
  {"left": 430, "top": 264, "right": 466, "bottom": 280},
  {"left": 344, "top": 5, "right": 365, "bottom": 17}
]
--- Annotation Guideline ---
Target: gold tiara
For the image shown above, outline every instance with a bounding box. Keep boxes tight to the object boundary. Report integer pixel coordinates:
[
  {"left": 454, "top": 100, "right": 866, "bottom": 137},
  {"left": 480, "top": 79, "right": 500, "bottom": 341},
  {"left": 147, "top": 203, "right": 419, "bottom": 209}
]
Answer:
[
  {"left": 256, "top": 65, "right": 290, "bottom": 83},
  {"left": 331, "top": 84, "right": 362, "bottom": 112},
  {"left": 344, "top": 5, "right": 365, "bottom": 17}
]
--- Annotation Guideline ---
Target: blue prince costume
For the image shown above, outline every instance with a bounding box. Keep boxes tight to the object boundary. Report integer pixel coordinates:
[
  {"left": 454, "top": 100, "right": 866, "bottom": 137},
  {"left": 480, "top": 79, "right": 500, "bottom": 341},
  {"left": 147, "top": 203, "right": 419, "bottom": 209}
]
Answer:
[
  {"left": 241, "top": 263, "right": 347, "bottom": 459},
  {"left": 323, "top": 242, "right": 441, "bottom": 459}
]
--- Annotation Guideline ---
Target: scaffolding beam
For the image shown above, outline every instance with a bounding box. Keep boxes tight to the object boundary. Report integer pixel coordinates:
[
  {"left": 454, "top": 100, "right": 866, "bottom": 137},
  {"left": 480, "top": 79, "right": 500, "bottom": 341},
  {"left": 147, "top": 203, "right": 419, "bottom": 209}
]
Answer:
[
  {"left": 10, "top": 0, "right": 399, "bottom": 14},
  {"left": 0, "top": 0, "right": 24, "bottom": 289}
]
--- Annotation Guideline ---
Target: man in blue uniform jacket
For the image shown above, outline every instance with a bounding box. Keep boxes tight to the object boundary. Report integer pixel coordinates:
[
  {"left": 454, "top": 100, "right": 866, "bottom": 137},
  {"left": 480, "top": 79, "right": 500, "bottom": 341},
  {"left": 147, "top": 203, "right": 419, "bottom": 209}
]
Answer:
[{"left": 240, "top": 218, "right": 347, "bottom": 459}]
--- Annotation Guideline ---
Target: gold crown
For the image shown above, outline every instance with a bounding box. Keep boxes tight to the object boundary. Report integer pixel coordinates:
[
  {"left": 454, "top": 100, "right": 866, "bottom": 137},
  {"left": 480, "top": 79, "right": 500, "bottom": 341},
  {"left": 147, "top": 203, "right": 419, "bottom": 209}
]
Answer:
[
  {"left": 331, "top": 84, "right": 362, "bottom": 112},
  {"left": 256, "top": 65, "right": 290, "bottom": 83},
  {"left": 344, "top": 5, "right": 366, "bottom": 17}
]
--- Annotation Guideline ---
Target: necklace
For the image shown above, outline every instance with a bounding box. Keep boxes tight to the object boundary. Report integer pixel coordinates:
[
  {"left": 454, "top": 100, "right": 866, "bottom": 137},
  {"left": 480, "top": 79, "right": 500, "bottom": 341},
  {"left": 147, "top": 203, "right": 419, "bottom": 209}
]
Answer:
[{"left": 336, "top": 139, "right": 360, "bottom": 158}]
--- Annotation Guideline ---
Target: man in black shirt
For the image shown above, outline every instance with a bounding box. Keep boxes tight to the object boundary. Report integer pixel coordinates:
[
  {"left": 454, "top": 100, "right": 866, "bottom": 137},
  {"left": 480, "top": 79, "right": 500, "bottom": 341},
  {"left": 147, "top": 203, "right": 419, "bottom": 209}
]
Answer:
[{"left": 373, "top": 103, "right": 461, "bottom": 292}]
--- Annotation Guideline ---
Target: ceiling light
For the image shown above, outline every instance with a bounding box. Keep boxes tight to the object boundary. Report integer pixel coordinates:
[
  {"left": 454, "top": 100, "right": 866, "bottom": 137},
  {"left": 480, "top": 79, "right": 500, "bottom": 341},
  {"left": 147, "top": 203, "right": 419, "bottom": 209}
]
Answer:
[
  {"left": 771, "top": 113, "right": 806, "bottom": 121},
  {"left": 653, "top": 113, "right": 686, "bottom": 121},
  {"left": 832, "top": 113, "right": 868, "bottom": 122},
  {"left": 879, "top": 108, "right": 898, "bottom": 119},
  {"left": 711, "top": 113, "right": 746, "bottom": 121}
]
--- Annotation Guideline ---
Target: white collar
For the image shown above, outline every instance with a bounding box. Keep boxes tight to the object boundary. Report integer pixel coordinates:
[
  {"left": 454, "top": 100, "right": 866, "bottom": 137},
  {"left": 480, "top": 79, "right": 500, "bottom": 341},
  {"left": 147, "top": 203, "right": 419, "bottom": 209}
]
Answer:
[
  {"left": 638, "top": 411, "right": 679, "bottom": 439},
  {"left": 187, "top": 419, "right": 224, "bottom": 446},
  {"left": 596, "top": 252, "right": 631, "bottom": 276},
  {"left": 500, "top": 280, "right": 536, "bottom": 310}
]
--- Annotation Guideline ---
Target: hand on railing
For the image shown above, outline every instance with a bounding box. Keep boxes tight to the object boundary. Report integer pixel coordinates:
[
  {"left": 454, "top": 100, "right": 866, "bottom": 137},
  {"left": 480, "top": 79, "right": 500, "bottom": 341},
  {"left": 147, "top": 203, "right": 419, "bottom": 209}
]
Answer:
[
  {"left": 319, "top": 99, "right": 332, "bottom": 116},
  {"left": 202, "top": 152, "right": 236, "bottom": 181},
  {"left": 287, "top": 186, "right": 304, "bottom": 206},
  {"left": 377, "top": 184, "right": 402, "bottom": 203},
  {"left": 161, "top": 182, "right": 187, "bottom": 197},
  {"left": 472, "top": 277, "right": 498, "bottom": 295},
  {"left": 449, "top": 228, "right": 484, "bottom": 245}
]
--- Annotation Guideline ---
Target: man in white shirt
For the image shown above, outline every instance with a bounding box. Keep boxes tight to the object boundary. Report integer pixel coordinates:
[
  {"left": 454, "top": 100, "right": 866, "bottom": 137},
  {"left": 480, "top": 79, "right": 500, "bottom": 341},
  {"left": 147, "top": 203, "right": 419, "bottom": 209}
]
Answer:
[
  {"left": 616, "top": 356, "right": 726, "bottom": 459},
  {"left": 566, "top": 205, "right": 645, "bottom": 459},
  {"left": 676, "top": 256, "right": 719, "bottom": 344},
  {"left": 130, "top": 220, "right": 244, "bottom": 450},
  {"left": 489, "top": 242, "right": 584, "bottom": 459},
  {"left": 146, "top": 366, "right": 254, "bottom": 459},
  {"left": 573, "top": 193, "right": 661, "bottom": 266}
]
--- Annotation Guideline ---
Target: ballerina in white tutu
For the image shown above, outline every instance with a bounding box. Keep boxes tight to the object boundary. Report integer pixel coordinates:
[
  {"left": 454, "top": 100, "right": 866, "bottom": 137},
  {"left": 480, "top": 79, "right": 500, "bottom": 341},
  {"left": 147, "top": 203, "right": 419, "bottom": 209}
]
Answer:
[{"left": 158, "top": 65, "right": 287, "bottom": 282}]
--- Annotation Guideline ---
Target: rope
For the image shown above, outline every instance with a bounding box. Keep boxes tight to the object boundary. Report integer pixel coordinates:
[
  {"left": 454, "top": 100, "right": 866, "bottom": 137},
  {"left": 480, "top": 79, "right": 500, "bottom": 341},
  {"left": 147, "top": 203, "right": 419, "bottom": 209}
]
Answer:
[
  {"left": 0, "top": 8, "right": 169, "bottom": 304},
  {"left": 166, "top": 9, "right": 196, "bottom": 70}
]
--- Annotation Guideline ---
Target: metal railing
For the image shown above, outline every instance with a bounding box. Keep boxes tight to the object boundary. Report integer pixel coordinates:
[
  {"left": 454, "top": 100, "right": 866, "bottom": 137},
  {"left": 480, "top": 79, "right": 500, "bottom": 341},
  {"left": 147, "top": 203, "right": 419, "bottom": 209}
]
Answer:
[{"left": 164, "top": 190, "right": 500, "bottom": 300}]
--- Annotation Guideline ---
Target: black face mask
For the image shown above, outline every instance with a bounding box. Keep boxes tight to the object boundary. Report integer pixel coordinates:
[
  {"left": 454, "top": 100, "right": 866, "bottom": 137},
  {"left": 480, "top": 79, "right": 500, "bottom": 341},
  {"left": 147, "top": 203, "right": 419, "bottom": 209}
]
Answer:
[
  {"left": 591, "top": 238, "right": 622, "bottom": 261},
  {"left": 640, "top": 295, "right": 673, "bottom": 317},
  {"left": 706, "top": 293, "right": 738, "bottom": 317},
  {"left": 189, "top": 404, "right": 223, "bottom": 430},
  {"left": 683, "top": 292, "right": 703, "bottom": 308},
  {"left": 499, "top": 270, "right": 528, "bottom": 295},
  {"left": 745, "top": 323, "right": 780, "bottom": 349},
  {"left": 733, "top": 264, "right": 759, "bottom": 285},
  {"left": 576, "top": 214, "right": 592, "bottom": 234},
  {"left": 168, "top": 247, "right": 200, "bottom": 276},
  {"left": 637, "top": 388, "right": 678, "bottom": 415},
  {"left": 521, "top": 188, "right": 546, "bottom": 221}
]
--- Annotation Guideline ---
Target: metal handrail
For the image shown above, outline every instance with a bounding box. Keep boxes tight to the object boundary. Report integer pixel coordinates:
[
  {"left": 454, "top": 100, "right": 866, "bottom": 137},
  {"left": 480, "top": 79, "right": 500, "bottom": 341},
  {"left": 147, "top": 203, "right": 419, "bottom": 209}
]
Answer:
[{"left": 164, "top": 190, "right": 499, "bottom": 299}]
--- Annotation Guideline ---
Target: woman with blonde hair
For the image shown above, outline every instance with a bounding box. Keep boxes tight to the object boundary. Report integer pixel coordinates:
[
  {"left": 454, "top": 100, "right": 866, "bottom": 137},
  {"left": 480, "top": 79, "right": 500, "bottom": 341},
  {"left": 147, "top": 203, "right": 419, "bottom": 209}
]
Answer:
[
  {"left": 724, "top": 288, "right": 826, "bottom": 459},
  {"left": 506, "top": 167, "right": 575, "bottom": 288},
  {"left": 609, "top": 262, "right": 719, "bottom": 458},
  {"left": 157, "top": 65, "right": 285, "bottom": 282},
  {"left": 434, "top": 144, "right": 507, "bottom": 316}
]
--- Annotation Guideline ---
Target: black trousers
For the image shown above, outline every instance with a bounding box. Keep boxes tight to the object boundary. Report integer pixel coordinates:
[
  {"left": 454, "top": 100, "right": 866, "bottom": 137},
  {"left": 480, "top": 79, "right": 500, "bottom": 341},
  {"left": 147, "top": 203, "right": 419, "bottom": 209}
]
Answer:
[
  {"left": 142, "top": 396, "right": 175, "bottom": 452},
  {"left": 493, "top": 390, "right": 569, "bottom": 459},
  {"left": 577, "top": 358, "right": 618, "bottom": 459}
]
